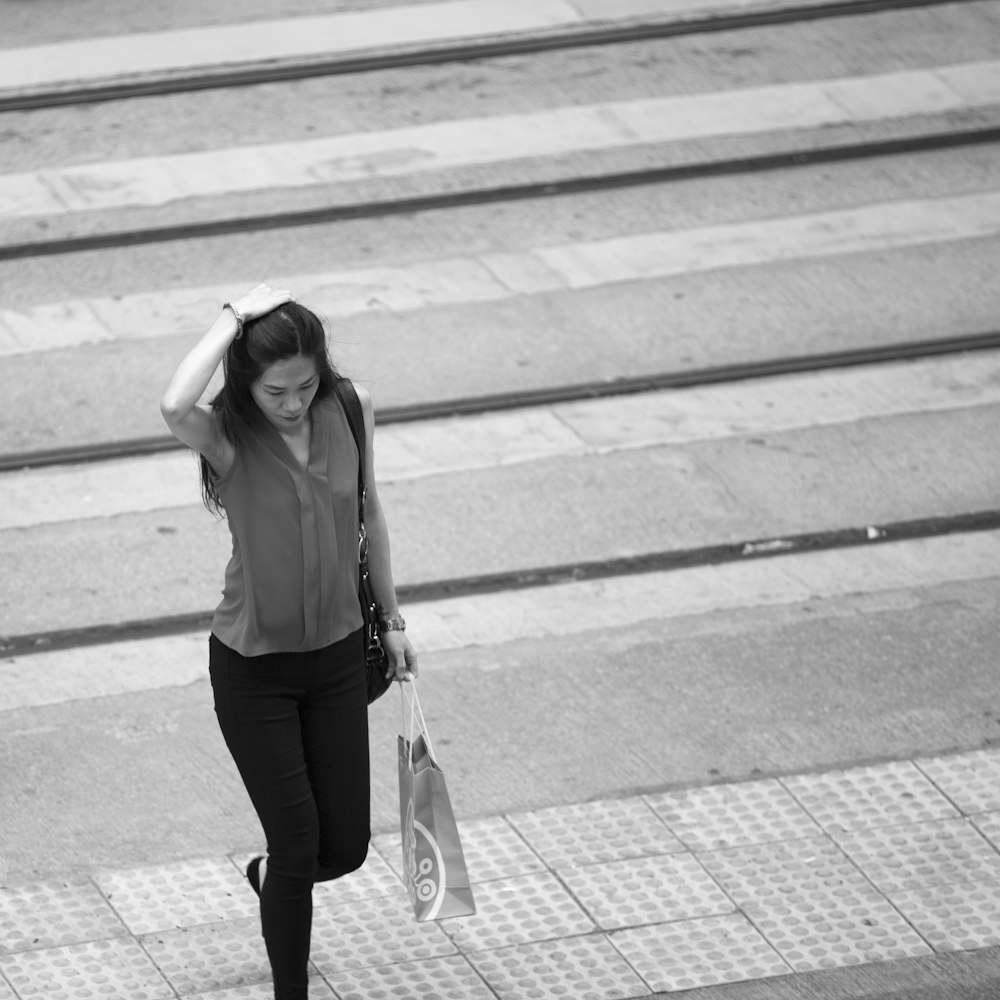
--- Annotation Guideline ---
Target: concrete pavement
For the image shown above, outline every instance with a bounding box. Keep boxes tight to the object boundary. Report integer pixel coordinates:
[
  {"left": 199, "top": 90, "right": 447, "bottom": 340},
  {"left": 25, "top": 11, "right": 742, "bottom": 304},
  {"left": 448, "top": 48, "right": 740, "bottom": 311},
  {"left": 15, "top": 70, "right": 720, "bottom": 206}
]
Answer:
[
  {"left": 3, "top": 527, "right": 998, "bottom": 710},
  {"left": 7, "top": 64, "right": 1000, "bottom": 221},
  {"left": 2, "top": 149, "right": 999, "bottom": 456},
  {"left": 5, "top": 189, "right": 1000, "bottom": 358},
  {"left": 2, "top": 2, "right": 1000, "bottom": 997},
  {"left": 2, "top": 539, "right": 1000, "bottom": 993},
  {"left": 4, "top": 2, "right": 1000, "bottom": 253},
  {"left": 2, "top": 0, "right": 999, "bottom": 454},
  {"left": 3, "top": 389, "right": 998, "bottom": 636},
  {"left": 4, "top": 564, "right": 999, "bottom": 870},
  {"left": 4, "top": 351, "right": 997, "bottom": 529},
  {"left": 4, "top": 61, "right": 1000, "bottom": 249},
  {"left": 5, "top": 743, "right": 1000, "bottom": 997},
  {"left": 0, "top": 0, "right": 925, "bottom": 95}
]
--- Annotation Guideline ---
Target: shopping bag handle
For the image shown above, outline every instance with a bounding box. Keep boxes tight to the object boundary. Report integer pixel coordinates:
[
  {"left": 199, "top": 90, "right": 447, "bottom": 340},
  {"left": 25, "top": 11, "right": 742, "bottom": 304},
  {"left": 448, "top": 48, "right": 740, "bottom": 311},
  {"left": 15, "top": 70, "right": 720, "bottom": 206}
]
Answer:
[{"left": 400, "top": 678, "right": 436, "bottom": 762}]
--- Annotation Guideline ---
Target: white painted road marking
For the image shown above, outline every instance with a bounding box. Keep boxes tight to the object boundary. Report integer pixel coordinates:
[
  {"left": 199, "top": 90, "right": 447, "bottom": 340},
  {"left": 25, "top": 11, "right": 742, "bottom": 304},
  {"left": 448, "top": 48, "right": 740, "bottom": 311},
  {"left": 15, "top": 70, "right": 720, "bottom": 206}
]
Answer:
[
  {"left": 1, "top": 61, "right": 999, "bottom": 220},
  {"left": 3, "top": 189, "right": 1000, "bottom": 357},
  {"left": 0, "top": 530, "right": 995, "bottom": 711},
  {"left": 0, "top": 352, "right": 996, "bottom": 530}
]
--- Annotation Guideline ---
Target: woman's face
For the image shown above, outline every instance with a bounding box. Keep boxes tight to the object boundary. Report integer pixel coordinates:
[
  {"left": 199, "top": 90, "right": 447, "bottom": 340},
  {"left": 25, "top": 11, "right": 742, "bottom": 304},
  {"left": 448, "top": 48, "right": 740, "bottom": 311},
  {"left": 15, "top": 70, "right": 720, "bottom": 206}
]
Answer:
[{"left": 250, "top": 354, "right": 319, "bottom": 430}]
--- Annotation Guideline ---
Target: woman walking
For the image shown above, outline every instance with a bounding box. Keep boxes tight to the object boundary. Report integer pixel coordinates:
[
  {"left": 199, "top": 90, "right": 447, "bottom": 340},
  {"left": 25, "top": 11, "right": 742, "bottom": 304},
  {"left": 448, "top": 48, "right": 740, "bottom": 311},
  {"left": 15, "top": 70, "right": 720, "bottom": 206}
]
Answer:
[{"left": 160, "top": 285, "right": 417, "bottom": 999}]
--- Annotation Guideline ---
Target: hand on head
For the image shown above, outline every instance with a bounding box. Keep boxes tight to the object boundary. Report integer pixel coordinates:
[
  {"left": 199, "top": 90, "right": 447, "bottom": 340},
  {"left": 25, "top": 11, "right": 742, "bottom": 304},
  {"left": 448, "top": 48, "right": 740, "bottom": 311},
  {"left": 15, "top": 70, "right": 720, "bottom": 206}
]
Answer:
[{"left": 235, "top": 284, "right": 294, "bottom": 323}]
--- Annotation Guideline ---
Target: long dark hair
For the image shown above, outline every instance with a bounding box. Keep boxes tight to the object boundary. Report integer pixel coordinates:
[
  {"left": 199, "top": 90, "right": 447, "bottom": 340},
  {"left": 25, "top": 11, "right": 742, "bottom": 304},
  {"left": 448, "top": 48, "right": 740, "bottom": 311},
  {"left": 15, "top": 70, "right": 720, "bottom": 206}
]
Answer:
[{"left": 200, "top": 301, "right": 341, "bottom": 515}]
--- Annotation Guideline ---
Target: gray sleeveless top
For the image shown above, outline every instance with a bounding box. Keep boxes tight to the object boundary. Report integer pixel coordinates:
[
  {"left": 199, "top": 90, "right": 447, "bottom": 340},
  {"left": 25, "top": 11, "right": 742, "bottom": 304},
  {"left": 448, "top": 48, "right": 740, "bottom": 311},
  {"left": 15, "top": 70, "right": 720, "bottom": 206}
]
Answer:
[{"left": 210, "top": 394, "right": 362, "bottom": 656}]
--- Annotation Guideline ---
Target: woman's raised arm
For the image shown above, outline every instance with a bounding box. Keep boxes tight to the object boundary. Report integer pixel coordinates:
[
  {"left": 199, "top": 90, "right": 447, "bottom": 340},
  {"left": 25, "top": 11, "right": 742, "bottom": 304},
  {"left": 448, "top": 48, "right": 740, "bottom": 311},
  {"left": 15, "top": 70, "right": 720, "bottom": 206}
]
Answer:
[{"left": 160, "top": 284, "right": 290, "bottom": 466}]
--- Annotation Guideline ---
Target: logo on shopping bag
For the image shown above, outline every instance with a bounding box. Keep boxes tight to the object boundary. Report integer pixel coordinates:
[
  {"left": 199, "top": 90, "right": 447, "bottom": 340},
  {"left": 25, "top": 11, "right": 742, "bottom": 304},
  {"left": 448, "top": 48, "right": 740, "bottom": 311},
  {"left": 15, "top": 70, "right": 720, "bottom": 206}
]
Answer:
[{"left": 402, "top": 798, "right": 447, "bottom": 920}]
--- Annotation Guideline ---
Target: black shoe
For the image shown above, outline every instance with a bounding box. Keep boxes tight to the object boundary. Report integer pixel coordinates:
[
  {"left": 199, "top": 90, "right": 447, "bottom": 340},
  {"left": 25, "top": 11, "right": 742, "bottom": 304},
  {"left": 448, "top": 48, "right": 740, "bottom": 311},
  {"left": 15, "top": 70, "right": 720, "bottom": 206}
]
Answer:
[{"left": 246, "top": 855, "right": 264, "bottom": 897}]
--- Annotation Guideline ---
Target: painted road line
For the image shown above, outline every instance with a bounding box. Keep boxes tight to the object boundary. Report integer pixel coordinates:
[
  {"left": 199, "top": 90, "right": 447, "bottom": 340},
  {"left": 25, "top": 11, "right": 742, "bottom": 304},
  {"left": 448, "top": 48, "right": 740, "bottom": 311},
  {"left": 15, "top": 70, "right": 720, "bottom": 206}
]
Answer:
[
  {"left": 2, "top": 61, "right": 999, "bottom": 221},
  {"left": 0, "top": 0, "right": 894, "bottom": 94},
  {"left": 3, "top": 188, "right": 1000, "bottom": 358},
  {"left": 0, "top": 352, "right": 997, "bottom": 531},
  {"left": 0, "top": 529, "right": 995, "bottom": 711}
]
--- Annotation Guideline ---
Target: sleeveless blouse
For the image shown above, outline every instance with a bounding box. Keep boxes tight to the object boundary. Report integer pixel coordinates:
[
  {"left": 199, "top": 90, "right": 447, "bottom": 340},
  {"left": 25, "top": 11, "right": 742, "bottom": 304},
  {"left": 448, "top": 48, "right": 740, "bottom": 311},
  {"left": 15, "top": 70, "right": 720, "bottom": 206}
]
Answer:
[{"left": 210, "top": 394, "right": 362, "bottom": 656}]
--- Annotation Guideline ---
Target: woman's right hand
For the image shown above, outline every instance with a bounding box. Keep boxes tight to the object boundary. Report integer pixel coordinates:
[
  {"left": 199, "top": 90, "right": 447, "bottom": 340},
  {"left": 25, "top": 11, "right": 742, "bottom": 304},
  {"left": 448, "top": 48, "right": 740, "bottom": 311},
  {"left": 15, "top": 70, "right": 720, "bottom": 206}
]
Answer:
[{"left": 233, "top": 283, "right": 293, "bottom": 322}]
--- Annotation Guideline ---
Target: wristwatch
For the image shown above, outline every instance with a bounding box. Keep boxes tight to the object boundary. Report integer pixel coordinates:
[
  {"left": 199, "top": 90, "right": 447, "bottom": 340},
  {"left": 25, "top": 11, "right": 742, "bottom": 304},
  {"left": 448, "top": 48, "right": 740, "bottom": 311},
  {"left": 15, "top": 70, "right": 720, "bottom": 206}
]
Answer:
[{"left": 379, "top": 614, "right": 406, "bottom": 633}]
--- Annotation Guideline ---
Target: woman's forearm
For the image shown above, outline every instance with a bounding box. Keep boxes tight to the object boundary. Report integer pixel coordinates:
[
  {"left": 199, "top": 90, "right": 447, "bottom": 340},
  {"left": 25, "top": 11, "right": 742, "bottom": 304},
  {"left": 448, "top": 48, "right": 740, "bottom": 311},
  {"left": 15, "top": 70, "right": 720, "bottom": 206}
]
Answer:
[
  {"left": 161, "top": 286, "right": 291, "bottom": 418},
  {"left": 160, "top": 310, "right": 239, "bottom": 417}
]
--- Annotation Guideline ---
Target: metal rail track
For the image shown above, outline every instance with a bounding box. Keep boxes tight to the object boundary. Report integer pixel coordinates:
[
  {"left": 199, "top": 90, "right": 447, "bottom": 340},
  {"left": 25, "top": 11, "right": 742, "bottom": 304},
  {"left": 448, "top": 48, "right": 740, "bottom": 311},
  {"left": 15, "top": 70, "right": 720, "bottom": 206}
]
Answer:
[
  {"left": 3, "top": 508, "right": 997, "bottom": 658},
  {"left": 2, "top": 126, "right": 998, "bottom": 262},
  {"left": 0, "top": 0, "right": 968, "bottom": 114},
  {"left": 1, "top": 330, "right": 998, "bottom": 473}
]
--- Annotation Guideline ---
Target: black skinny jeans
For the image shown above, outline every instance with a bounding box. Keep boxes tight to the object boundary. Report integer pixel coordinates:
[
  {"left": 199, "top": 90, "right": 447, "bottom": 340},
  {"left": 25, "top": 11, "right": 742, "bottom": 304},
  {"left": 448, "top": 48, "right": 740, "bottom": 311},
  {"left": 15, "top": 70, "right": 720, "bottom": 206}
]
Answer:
[{"left": 209, "top": 629, "right": 370, "bottom": 1000}]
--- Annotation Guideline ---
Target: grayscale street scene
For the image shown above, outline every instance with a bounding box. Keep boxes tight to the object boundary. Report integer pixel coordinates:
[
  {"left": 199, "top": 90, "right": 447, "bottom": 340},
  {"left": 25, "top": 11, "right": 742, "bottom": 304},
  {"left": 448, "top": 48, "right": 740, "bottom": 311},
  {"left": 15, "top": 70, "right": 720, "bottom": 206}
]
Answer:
[{"left": 1, "top": 0, "right": 1000, "bottom": 997}]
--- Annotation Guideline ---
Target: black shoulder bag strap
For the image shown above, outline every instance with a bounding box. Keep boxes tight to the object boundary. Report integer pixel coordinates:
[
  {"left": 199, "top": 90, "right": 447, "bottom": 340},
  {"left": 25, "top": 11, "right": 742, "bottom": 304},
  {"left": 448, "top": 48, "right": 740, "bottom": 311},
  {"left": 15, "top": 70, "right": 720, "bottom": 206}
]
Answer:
[
  {"left": 333, "top": 378, "right": 366, "bottom": 519},
  {"left": 333, "top": 380, "right": 392, "bottom": 703}
]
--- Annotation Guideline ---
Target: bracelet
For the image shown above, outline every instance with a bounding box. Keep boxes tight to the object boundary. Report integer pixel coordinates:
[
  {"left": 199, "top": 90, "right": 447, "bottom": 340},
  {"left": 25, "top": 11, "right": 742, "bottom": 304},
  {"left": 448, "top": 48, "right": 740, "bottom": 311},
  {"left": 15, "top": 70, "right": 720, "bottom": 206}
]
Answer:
[
  {"left": 379, "top": 614, "right": 406, "bottom": 633},
  {"left": 222, "top": 301, "right": 245, "bottom": 339}
]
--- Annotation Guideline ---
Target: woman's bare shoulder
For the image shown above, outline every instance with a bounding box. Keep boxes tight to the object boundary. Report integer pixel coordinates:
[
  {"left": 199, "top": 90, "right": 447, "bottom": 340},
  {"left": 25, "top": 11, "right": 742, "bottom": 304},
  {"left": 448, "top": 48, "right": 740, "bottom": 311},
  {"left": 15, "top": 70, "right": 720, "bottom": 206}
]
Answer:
[
  {"left": 327, "top": 380, "right": 373, "bottom": 418},
  {"left": 351, "top": 382, "right": 373, "bottom": 412}
]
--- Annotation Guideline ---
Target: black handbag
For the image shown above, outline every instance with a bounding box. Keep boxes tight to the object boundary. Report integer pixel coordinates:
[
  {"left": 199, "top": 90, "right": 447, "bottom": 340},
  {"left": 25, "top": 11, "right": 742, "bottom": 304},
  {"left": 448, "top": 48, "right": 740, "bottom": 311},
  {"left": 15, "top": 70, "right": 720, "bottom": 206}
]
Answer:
[{"left": 334, "top": 380, "right": 393, "bottom": 705}]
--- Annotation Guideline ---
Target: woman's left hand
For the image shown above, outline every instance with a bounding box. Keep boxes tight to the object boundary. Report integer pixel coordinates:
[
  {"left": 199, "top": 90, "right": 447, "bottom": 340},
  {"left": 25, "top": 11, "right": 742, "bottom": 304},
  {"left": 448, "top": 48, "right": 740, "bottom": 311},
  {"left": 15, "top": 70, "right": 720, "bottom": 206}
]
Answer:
[{"left": 382, "top": 631, "right": 418, "bottom": 682}]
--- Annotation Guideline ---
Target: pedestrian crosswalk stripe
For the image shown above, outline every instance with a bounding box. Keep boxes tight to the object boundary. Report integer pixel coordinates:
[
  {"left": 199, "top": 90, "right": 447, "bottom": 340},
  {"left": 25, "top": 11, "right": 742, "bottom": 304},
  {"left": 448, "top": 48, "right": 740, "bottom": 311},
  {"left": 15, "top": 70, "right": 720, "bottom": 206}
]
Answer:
[
  {"left": 1, "top": 60, "right": 998, "bottom": 220},
  {"left": 2, "top": 189, "right": 999, "bottom": 357}
]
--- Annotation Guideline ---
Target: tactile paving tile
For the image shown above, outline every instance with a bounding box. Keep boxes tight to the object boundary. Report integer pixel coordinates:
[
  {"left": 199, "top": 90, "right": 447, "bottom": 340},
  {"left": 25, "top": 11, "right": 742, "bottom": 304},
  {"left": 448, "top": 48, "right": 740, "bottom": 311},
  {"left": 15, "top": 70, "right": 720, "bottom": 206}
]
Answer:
[
  {"left": 139, "top": 917, "right": 270, "bottom": 994},
  {"left": 0, "top": 878, "right": 127, "bottom": 954},
  {"left": 0, "top": 938, "right": 173, "bottom": 1000},
  {"left": 560, "top": 854, "right": 733, "bottom": 930},
  {"left": 375, "top": 816, "right": 545, "bottom": 885},
  {"left": 971, "top": 812, "right": 1000, "bottom": 851},
  {"left": 746, "top": 886, "right": 930, "bottom": 972},
  {"left": 468, "top": 933, "right": 648, "bottom": 1000},
  {"left": 609, "top": 914, "right": 791, "bottom": 992},
  {"left": 437, "top": 872, "right": 594, "bottom": 952},
  {"left": 325, "top": 847, "right": 406, "bottom": 902},
  {"left": 508, "top": 796, "right": 683, "bottom": 869},
  {"left": 228, "top": 849, "right": 405, "bottom": 907},
  {"left": 323, "top": 954, "right": 496, "bottom": 1000},
  {"left": 887, "top": 879, "right": 1000, "bottom": 952},
  {"left": 177, "top": 977, "right": 335, "bottom": 1000},
  {"left": 781, "top": 761, "right": 958, "bottom": 834},
  {"left": 645, "top": 779, "right": 821, "bottom": 851},
  {"left": 450, "top": 816, "right": 548, "bottom": 883},
  {"left": 835, "top": 818, "right": 1000, "bottom": 893},
  {"left": 95, "top": 857, "right": 258, "bottom": 935},
  {"left": 700, "top": 836, "right": 884, "bottom": 908},
  {"left": 372, "top": 833, "right": 404, "bottom": 878},
  {"left": 310, "top": 889, "right": 457, "bottom": 973},
  {"left": 917, "top": 749, "right": 1000, "bottom": 814}
]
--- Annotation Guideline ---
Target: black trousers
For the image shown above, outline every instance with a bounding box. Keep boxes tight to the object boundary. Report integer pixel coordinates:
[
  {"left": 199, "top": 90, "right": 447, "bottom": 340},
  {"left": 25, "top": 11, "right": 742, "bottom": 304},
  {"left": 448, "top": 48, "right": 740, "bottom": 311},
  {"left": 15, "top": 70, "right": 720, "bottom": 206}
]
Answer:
[{"left": 209, "top": 629, "right": 370, "bottom": 1000}]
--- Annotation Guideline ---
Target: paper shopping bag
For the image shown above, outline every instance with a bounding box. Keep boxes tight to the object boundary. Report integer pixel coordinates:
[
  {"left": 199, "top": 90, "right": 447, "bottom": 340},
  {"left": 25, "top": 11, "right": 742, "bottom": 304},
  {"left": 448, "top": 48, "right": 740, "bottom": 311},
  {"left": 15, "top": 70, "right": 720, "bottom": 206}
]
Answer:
[{"left": 397, "top": 688, "right": 476, "bottom": 921}]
